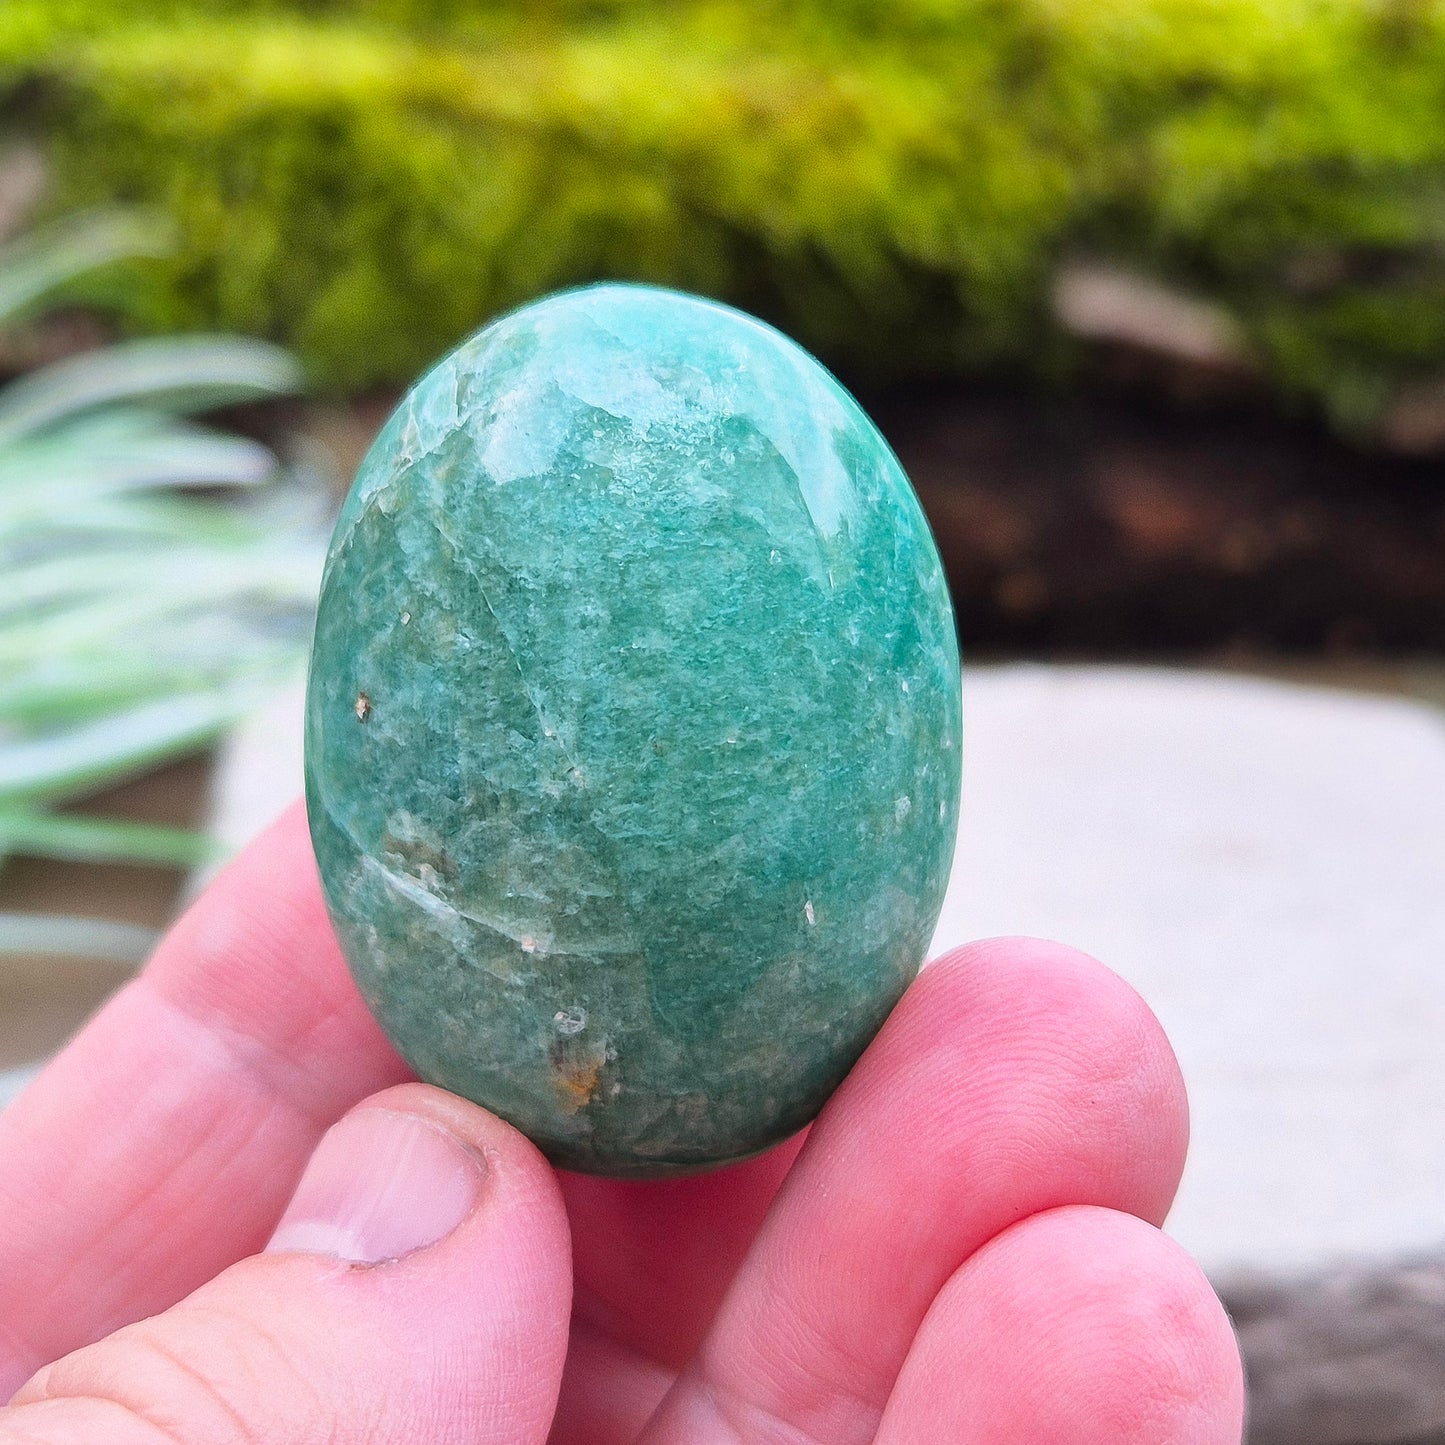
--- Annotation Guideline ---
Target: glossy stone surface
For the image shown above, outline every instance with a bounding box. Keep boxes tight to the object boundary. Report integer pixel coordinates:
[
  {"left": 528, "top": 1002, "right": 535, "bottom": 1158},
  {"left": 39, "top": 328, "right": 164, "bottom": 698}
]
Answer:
[{"left": 305, "top": 285, "right": 961, "bottom": 1176}]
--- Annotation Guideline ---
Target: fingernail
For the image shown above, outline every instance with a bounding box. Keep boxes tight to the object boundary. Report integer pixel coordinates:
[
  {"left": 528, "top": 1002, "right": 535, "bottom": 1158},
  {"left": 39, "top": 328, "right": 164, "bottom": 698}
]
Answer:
[{"left": 267, "top": 1108, "right": 485, "bottom": 1264}]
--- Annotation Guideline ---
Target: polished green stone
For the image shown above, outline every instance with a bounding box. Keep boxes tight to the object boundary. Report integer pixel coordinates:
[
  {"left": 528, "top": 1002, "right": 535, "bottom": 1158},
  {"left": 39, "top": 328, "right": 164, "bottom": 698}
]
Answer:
[{"left": 305, "top": 284, "right": 961, "bottom": 1177}]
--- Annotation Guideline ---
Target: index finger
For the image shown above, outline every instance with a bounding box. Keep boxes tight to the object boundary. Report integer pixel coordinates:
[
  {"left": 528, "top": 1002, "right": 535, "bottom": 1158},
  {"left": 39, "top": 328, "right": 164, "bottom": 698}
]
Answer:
[{"left": 0, "top": 801, "right": 410, "bottom": 1398}]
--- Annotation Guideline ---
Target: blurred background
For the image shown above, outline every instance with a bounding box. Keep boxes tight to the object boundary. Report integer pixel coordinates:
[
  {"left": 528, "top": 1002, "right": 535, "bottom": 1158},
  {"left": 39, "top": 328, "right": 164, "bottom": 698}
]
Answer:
[{"left": 0, "top": 2, "right": 1442, "bottom": 1440}]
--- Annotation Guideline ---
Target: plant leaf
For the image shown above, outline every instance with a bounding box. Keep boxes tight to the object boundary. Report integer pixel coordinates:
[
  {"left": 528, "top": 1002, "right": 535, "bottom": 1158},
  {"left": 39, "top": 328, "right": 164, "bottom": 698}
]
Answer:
[
  {"left": 0, "top": 691, "right": 255, "bottom": 805},
  {"left": 0, "top": 336, "right": 305, "bottom": 444},
  {"left": 0, "top": 209, "right": 166, "bottom": 326},
  {"left": 0, "top": 423, "right": 277, "bottom": 517},
  {"left": 0, "top": 647, "right": 301, "bottom": 727},
  {"left": 0, "top": 911, "right": 157, "bottom": 963},
  {"left": 0, "top": 810, "right": 217, "bottom": 867},
  {"left": 0, "top": 208, "right": 322, "bottom": 877}
]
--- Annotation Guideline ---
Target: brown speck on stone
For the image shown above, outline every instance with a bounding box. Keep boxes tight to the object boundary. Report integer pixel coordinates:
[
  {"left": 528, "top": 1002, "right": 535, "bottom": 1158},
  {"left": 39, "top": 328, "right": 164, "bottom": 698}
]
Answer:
[
  {"left": 354, "top": 693, "right": 372, "bottom": 722},
  {"left": 554, "top": 1054, "right": 604, "bottom": 1114}
]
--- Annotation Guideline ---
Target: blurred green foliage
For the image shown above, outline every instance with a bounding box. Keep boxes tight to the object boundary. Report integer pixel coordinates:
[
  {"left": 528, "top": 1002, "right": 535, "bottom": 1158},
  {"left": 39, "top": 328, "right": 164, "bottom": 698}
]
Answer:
[
  {"left": 5, "top": 0, "right": 1445, "bottom": 428},
  {"left": 0, "top": 208, "right": 322, "bottom": 941}
]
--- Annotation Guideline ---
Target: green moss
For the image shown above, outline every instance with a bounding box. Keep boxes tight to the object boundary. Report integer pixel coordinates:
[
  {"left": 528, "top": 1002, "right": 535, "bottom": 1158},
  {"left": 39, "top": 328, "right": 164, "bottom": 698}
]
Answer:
[{"left": 5, "top": 0, "right": 1445, "bottom": 428}]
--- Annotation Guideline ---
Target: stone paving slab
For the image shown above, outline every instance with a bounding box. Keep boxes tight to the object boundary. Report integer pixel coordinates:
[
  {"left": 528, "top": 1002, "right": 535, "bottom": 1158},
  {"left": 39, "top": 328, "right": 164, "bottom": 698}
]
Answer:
[{"left": 930, "top": 665, "right": 1445, "bottom": 1275}]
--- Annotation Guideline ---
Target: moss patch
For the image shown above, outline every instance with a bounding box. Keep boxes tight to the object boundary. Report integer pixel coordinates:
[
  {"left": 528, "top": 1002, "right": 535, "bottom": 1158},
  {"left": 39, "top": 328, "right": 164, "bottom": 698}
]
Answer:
[{"left": 6, "top": 0, "right": 1445, "bottom": 427}]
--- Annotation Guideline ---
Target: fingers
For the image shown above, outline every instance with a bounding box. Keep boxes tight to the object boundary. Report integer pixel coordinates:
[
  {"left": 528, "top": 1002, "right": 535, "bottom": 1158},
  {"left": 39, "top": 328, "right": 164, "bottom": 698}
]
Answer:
[
  {"left": 0, "top": 802, "right": 409, "bottom": 1395},
  {"left": 548, "top": 1320, "right": 675, "bottom": 1445},
  {"left": 558, "top": 1134, "right": 805, "bottom": 1368},
  {"left": 544, "top": 1133, "right": 806, "bottom": 1445},
  {"left": 639, "top": 938, "right": 1190, "bottom": 1444},
  {"left": 0, "top": 1085, "right": 573, "bottom": 1445},
  {"left": 0, "top": 788, "right": 803, "bottom": 1410},
  {"left": 873, "top": 1206, "right": 1244, "bottom": 1443}
]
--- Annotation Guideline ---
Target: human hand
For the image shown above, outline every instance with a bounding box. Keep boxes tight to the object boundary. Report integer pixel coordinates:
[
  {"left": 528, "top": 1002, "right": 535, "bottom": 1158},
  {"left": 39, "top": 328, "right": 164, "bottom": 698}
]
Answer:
[{"left": 0, "top": 803, "right": 1243, "bottom": 1443}]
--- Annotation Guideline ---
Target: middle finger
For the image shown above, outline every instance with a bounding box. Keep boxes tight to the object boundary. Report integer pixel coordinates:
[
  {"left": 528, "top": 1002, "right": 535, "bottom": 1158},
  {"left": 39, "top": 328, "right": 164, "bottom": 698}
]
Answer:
[{"left": 638, "top": 937, "right": 1190, "bottom": 1445}]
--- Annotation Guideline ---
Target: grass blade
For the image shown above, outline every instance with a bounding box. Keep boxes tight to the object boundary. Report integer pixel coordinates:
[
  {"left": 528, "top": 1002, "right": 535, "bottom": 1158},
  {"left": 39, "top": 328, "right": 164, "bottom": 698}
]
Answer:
[
  {"left": 0, "top": 692, "right": 253, "bottom": 805},
  {"left": 0, "top": 210, "right": 166, "bottom": 326},
  {"left": 0, "top": 336, "right": 305, "bottom": 444},
  {"left": 0, "top": 209, "right": 321, "bottom": 887},
  {"left": 0, "top": 810, "right": 217, "bottom": 867},
  {"left": 0, "top": 911, "right": 157, "bottom": 963},
  {"left": 0, "top": 427, "right": 277, "bottom": 515}
]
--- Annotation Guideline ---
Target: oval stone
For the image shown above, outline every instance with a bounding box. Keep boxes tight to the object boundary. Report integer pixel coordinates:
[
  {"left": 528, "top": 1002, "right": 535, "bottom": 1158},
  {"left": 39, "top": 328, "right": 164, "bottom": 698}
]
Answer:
[{"left": 305, "top": 285, "right": 961, "bottom": 1176}]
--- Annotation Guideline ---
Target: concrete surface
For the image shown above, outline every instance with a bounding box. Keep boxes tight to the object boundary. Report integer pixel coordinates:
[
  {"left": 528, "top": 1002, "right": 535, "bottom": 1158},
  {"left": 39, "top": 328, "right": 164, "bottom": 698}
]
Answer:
[{"left": 930, "top": 665, "right": 1445, "bottom": 1274}]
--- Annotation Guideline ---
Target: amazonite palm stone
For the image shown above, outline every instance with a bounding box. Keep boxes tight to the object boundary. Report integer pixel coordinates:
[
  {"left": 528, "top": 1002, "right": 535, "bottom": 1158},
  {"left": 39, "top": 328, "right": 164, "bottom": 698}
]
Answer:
[{"left": 305, "top": 285, "right": 961, "bottom": 1177}]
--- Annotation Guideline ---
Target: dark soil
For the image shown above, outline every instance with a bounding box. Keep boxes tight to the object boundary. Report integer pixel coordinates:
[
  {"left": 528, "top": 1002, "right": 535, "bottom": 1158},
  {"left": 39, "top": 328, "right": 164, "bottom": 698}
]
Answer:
[
  {"left": 874, "top": 382, "right": 1445, "bottom": 657},
  {"left": 290, "top": 374, "right": 1445, "bottom": 660}
]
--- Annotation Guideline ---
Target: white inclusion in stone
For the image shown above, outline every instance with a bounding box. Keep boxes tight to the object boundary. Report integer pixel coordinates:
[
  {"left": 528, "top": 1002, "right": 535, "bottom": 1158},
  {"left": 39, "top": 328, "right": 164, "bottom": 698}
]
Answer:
[
  {"left": 476, "top": 377, "right": 572, "bottom": 484},
  {"left": 748, "top": 353, "right": 856, "bottom": 541},
  {"left": 562, "top": 353, "right": 692, "bottom": 435},
  {"left": 804, "top": 900, "right": 816, "bottom": 926},
  {"left": 895, "top": 796, "right": 913, "bottom": 823},
  {"left": 387, "top": 354, "right": 458, "bottom": 469},
  {"left": 520, "top": 935, "right": 538, "bottom": 953},
  {"left": 554, "top": 1007, "right": 587, "bottom": 1035}
]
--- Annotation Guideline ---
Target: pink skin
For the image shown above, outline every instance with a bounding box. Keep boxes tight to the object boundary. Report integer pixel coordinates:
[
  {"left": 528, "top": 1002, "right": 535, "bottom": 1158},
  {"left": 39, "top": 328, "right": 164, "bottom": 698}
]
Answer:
[{"left": 0, "top": 803, "right": 1244, "bottom": 1443}]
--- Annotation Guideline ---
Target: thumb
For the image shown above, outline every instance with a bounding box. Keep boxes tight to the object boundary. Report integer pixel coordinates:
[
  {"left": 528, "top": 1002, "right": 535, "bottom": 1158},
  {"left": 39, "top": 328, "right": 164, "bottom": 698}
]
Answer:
[{"left": 1, "top": 1084, "right": 572, "bottom": 1445}]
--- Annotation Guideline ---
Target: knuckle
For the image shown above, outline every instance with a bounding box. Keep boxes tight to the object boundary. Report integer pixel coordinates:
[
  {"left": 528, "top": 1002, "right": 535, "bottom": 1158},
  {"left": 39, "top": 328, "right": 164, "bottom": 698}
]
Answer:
[
  {"left": 2, "top": 1391, "right": 187, "bottom": 1445},
  {"left": 12, "top": 1304, "right": 324, "bottom": 1445}
]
